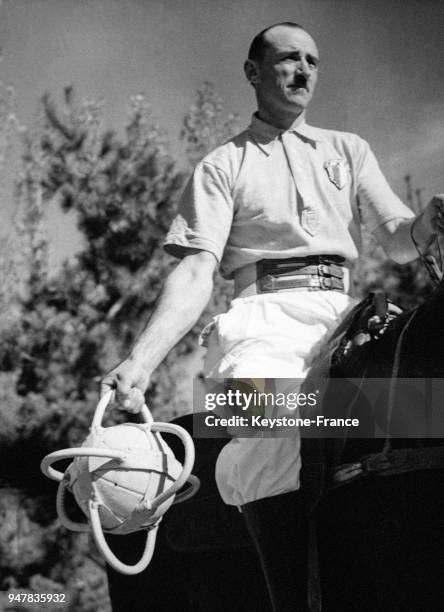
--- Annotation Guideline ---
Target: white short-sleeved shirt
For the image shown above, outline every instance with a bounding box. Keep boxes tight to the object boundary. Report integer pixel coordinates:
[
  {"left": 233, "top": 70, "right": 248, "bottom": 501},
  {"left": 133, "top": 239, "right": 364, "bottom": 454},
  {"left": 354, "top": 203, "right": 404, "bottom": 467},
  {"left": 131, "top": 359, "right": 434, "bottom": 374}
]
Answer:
[{"left": 164, "top": 114, "right": 414, "bottom": 277}]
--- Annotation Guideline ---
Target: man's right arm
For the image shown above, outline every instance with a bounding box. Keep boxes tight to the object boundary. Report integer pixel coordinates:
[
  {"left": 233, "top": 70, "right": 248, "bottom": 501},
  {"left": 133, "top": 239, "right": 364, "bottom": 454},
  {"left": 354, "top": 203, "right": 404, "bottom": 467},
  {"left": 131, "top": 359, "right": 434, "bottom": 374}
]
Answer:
[{"left": 100, "top": 250, "right": 217, "bottom": 411}]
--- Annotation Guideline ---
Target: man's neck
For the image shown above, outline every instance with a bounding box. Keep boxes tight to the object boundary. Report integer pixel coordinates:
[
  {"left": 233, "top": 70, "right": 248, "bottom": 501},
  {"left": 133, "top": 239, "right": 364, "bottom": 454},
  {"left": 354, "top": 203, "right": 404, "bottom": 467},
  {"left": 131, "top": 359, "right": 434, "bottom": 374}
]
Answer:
[{"left": 256, "top": 108, "right": 306, "bottom": 131}]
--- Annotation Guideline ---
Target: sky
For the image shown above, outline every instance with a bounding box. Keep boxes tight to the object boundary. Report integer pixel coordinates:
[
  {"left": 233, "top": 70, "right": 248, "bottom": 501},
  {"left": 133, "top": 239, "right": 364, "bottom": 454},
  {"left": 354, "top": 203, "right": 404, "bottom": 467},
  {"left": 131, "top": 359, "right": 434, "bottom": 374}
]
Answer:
[{"left": 0, "top": 0, "right": 443, "bottom": 266}]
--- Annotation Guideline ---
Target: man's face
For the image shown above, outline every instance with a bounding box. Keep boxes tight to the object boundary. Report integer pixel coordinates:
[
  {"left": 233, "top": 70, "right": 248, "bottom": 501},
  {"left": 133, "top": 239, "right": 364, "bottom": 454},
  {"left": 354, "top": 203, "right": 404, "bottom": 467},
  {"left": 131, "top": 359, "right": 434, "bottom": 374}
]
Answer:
[{"left": 248, "top": 26, "right": 319, "bottom": 120}]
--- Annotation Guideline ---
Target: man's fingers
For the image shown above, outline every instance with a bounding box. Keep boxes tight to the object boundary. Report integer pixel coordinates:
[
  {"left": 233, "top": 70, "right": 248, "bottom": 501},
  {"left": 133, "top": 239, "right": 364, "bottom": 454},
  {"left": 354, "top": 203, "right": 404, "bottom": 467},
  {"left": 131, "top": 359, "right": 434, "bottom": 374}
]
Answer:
[
  {"left": 100, "top": 379, "right": 145, "bottom": 413},
  {"left": 118, "top": 387, "right": 145, "bottom": 413},
  {"left": 100, "top": 363, "right": 149, "bottom": 413},
  {"left": 425, "top": 195, "right": 444, "bottom": 235},
  {"left": 433, "top": 196, "right": 444, "bottom": 222}
]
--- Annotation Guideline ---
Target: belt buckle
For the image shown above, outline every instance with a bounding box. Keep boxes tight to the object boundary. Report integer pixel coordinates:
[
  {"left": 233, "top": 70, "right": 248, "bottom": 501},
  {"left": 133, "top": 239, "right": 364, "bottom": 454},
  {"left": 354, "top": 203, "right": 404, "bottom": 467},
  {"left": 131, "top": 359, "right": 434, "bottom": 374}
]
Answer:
[
  {"left": 319, "top": 276, "right": 332, "bottom": 290},
  {"left": 318, "top": 264, "right": 330, "bottom": 276},
  {"left": 257, "top": 274, "right": 275, "bottom": 293}
]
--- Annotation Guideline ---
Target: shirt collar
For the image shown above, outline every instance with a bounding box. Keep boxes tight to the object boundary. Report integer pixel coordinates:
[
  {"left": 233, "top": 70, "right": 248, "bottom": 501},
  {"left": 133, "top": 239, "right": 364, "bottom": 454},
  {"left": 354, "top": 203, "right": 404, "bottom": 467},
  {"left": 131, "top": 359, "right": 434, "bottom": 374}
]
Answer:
[{"left": 248, "top": 113, "right": 324, "bottom": 156}]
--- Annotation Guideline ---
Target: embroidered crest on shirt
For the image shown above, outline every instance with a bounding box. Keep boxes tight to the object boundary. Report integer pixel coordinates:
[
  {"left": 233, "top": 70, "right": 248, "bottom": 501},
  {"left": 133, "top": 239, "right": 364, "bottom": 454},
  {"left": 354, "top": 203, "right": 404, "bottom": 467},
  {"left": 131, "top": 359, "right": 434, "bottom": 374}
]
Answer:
[{"left": 324, "top": 159, "right": 349, "bottom": 190}]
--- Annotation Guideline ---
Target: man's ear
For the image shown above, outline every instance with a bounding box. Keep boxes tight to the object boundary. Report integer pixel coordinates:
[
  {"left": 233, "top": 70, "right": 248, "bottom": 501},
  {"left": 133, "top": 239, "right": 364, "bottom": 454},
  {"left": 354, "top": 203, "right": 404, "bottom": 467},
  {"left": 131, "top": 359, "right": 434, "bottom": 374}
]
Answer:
[{"left": 244, "top": 59, "right": 260, "bottom": 87}]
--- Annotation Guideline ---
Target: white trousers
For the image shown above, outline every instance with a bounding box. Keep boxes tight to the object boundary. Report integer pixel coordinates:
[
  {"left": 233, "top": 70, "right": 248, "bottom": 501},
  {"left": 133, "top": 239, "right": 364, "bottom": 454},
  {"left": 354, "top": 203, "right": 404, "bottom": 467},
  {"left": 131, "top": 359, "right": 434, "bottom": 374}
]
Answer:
[{"left": 203, "top": 291, "right": 357, "bottom": 506}]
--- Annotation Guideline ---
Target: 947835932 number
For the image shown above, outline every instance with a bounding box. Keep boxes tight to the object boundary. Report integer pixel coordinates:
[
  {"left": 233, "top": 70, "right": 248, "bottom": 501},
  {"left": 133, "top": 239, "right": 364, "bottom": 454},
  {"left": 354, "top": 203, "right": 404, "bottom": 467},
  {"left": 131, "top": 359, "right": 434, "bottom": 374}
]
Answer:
[{"left": 7, "top": 593, "right": 67, "bottom": 604}]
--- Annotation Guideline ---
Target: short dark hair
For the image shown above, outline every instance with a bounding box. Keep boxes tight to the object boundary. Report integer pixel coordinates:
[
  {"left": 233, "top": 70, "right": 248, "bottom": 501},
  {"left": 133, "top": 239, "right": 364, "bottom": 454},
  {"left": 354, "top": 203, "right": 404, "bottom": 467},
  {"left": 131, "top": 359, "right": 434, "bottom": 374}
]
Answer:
[{"left": 248, "top": 22, "right": 307, "bottom": 63}]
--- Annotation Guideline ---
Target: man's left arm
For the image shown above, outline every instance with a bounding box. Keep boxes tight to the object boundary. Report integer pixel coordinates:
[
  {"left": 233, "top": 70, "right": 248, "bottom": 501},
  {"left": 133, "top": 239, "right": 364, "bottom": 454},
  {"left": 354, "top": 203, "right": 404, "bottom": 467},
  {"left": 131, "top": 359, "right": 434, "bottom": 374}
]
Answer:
[{"left": 373, "top": 194, "right": 444, "bottom": 264}]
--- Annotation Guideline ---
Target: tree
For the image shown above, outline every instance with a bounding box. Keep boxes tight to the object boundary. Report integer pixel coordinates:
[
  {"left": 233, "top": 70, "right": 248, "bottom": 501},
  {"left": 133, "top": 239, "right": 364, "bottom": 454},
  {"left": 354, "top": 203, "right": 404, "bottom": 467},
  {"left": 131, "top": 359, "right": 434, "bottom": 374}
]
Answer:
[
  {"left": 0, "top": 81, "right": 24, "bottom": 349},
  {"left": 0, "top": 82, "right": 239, "bottom": 609},
  {"left": 181, "top": 80, "right": 239, "bottom": 169}
]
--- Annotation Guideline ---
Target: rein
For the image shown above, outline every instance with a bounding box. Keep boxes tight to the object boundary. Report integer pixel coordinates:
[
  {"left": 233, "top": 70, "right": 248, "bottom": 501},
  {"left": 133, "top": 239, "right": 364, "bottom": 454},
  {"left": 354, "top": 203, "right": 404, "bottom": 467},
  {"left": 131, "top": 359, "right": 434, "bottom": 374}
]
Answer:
[
  {"left": 378, "top": 227, "right": 444, "bottom": 455},
  {"left": 384, "top": 224, "right": 444, "bottom": 448},
  {"left": 382, "top": 308, "right": 418, "bottom": 453}
]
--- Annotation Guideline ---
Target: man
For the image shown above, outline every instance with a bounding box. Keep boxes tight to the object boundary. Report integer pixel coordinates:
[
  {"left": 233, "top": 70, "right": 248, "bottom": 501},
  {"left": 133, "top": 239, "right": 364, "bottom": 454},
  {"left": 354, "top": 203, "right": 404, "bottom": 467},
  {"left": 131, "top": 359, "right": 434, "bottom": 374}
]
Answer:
[{"left": 102, "top": 22, "right": 443, "bottom": 611}]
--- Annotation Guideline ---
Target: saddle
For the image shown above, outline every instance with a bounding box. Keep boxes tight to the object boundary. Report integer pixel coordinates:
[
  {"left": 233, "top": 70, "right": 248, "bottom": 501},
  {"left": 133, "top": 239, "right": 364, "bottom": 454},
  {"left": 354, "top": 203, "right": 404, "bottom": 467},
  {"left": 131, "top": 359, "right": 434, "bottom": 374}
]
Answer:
[
  {"left": 299, "top": 291, "right": 401, "bottom": 403},
  {"left": 330, "top": 290, "right": 402, "bottom": 366}
]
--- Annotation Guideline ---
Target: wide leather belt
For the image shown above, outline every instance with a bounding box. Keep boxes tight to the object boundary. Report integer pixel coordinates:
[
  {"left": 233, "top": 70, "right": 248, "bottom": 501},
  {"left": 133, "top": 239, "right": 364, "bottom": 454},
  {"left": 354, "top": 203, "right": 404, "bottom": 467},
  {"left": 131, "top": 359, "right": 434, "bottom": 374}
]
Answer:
[{"left": 234, "top": 255, "right": 350, "bottom": 298}]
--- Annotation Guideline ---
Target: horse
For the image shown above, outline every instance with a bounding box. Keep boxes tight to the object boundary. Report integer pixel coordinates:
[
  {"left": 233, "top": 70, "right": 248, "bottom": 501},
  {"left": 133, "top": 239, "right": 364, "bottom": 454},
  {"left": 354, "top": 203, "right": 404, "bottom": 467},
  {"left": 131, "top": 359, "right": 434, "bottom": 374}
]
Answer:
[
  {"left": 299, "top": 285, "right": 444, "bottom": 611},
  {"left": 105, "top": 283, "right": 444, "bottom": 611}
]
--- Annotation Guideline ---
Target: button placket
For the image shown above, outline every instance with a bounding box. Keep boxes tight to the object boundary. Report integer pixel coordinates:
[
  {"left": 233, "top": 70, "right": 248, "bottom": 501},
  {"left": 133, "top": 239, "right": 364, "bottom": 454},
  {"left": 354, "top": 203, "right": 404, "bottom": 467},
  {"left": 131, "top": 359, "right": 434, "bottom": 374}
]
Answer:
[{"left": 280, "top": 132, "right": 319, "bottom": 236}]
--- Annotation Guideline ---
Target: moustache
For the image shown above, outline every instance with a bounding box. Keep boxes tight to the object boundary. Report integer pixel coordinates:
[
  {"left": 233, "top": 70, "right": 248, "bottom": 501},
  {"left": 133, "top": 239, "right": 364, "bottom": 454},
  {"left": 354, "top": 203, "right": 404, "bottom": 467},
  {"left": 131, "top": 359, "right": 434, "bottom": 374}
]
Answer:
[{"left": 290, "top": 75, "right": 309, "bottom": 89}]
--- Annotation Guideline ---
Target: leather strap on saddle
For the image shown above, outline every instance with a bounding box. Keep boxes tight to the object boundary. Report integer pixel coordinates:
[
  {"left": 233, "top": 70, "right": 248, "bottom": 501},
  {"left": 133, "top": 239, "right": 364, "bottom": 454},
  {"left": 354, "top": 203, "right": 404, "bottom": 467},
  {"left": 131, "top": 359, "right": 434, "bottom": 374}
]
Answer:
[
  {"left": 234, "top": 255, "right": 348, "bottom": 298},
  {"left": 332, "top": 446, "right": 444, "bottom": 486}
]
